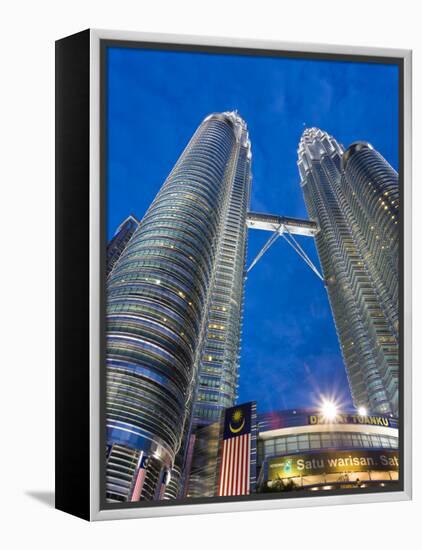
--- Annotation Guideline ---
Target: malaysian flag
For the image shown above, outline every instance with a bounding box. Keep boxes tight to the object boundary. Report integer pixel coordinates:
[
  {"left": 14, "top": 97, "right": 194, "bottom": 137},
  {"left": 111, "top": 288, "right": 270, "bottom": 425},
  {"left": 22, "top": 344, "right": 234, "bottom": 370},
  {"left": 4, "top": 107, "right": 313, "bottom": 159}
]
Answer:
[{"left": 218, "top": 402, "right": 253, "bottom": 496}]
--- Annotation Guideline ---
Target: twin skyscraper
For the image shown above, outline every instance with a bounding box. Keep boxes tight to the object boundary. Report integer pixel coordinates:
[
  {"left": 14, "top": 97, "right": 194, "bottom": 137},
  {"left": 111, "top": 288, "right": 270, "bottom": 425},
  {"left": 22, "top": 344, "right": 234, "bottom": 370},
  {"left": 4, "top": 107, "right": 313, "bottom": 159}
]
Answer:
[{"left": 105, "top": 112, "right": 399, "bottom": 502}]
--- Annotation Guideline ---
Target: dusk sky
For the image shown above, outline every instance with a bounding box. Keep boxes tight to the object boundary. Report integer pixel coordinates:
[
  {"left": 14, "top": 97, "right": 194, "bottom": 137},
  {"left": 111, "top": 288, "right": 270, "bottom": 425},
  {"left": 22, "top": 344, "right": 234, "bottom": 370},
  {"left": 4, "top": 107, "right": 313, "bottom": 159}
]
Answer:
[{"left": 106, "top": 45, "right": 398, "bottom": 413}]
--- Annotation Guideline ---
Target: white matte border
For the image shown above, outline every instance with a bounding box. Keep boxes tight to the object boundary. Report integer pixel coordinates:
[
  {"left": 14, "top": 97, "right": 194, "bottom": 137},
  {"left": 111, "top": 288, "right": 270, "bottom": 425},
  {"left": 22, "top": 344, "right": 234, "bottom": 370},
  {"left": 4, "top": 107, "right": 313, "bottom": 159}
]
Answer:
[{"left": 89, "top": 29, "right": 412, "bottom": 521}]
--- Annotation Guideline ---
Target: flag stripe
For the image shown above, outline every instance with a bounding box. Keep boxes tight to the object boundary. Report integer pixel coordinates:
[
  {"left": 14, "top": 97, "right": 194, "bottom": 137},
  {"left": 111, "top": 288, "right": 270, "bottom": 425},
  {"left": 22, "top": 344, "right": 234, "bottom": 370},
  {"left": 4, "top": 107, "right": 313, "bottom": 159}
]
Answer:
[
  {"left": 236, "top": 436, "right": 241, "bottom": 496},
  {"left": 218, "top": 433, "right": 251, "bottom": 497},
  {"left": 229, "top": 438, "right": 235, "bottom": 496},
  {"left": 237, "top": 436, "right": 245, "bottom": 495},
  {"left": 237, "top": 435, "right": 243, "bottom": 495},
  {"left": 246, "top": 433, "right": 250, "bottom": 494}
]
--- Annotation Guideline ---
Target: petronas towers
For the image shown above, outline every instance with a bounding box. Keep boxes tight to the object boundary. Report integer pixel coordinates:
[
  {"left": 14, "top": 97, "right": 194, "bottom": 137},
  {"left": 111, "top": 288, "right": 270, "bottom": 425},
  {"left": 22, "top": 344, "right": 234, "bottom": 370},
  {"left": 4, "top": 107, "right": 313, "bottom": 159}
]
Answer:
[
  {"left": 106, "top": 112, "right": 251, "bottom": 502},
  {"left": 105, "top": 115, "right": 399, "bottom": 503},
  {"left": 298, "top": 129, "right": 399, "bottom": 416}
]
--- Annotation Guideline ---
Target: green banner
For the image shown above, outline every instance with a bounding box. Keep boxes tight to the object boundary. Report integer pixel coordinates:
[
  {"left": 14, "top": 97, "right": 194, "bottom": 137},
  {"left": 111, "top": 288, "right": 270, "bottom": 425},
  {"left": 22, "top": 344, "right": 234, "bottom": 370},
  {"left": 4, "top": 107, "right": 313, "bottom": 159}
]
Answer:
[{"left": 268, "top": 450, "right": 399, "bottom": 480}]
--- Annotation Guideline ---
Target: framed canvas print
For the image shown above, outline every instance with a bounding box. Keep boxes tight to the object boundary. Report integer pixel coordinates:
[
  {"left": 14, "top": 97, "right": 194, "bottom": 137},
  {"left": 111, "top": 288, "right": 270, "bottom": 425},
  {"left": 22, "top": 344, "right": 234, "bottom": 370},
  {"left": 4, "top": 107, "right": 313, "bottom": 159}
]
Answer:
[{"left": 55, "top": 29, "right": 412, "bottom": 521}]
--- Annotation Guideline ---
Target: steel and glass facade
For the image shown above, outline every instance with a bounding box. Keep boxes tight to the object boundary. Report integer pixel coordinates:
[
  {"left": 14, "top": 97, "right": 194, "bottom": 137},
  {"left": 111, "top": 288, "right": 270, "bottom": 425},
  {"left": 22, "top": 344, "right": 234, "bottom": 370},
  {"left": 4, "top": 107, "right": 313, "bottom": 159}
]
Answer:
[
  {"left": 106, "top": 112, "right": 251, "bottom": 502},
  {"left": 192, "top": 113, "right": 251, "bottom": 428},
  {"left": 298, "top": 129, "right": 399, "bottom": 416},
  {"left": 106, "top": 215, "right": 139, "bottom": 276}
]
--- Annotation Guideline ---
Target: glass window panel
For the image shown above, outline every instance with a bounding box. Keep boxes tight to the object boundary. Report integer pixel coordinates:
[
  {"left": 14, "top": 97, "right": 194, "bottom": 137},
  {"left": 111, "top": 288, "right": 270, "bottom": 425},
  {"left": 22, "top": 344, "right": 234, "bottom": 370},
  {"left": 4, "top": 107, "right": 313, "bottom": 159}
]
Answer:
[{"left": 309, "top": 434, "right": 321, "bottom": 449}]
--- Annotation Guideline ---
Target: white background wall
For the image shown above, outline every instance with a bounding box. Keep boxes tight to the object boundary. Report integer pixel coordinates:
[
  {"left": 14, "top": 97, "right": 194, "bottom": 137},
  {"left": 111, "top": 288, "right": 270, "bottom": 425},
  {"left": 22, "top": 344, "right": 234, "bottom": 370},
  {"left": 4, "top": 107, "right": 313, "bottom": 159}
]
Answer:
[{"left": 0, "top": 1, "right": 420, "bottom": 548}]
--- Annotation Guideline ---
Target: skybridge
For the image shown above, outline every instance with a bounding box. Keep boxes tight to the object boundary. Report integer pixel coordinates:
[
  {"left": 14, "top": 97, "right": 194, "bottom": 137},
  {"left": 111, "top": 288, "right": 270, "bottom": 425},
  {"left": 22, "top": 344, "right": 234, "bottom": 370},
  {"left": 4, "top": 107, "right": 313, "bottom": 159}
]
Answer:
[
  {"left": 246, "top": 211, "right": 324, "bottom": 281},
  {"left": 246, "top": 211, "right": 319, "bottom": 237}
]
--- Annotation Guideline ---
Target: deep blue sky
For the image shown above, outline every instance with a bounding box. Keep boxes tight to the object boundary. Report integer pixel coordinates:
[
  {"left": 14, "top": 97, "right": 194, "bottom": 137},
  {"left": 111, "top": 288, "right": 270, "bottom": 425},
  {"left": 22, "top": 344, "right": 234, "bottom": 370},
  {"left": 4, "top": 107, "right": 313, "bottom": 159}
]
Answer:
[{"left": 106, "top": 46, "right": 398, "bottom": 413}]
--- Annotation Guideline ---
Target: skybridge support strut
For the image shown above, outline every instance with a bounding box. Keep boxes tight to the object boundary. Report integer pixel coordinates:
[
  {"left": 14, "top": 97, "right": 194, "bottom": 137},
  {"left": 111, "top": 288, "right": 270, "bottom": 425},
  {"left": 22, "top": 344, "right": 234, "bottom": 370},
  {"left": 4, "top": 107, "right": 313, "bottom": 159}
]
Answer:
[
  {"left": 246, "top": 213, "right": 324, "bottom": 282},
  {"left": 246, "top": 229, "right": 281, "bottom": 273}
]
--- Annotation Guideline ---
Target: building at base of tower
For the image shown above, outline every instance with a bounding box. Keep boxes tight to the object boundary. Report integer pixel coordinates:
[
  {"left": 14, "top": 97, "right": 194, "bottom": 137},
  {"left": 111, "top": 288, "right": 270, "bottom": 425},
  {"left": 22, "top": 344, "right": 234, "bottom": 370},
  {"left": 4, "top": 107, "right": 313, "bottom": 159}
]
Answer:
[{"left": 186, "top": 404, "right": 399, "bottom": 497}]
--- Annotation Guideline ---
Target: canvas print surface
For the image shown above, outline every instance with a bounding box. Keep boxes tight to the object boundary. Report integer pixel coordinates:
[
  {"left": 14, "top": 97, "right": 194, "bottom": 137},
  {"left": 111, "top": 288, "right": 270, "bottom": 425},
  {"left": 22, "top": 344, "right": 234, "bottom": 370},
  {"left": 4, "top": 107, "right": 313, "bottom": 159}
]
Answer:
[{"left": 103, "top": 43, "right": 400, "bottom": 506}]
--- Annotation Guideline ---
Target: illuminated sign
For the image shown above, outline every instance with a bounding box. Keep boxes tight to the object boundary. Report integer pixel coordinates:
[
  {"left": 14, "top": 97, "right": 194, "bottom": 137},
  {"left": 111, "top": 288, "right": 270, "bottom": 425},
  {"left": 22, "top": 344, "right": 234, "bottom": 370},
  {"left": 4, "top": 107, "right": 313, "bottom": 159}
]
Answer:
[
  {"left": 268, "top": 450, "right": 399, "bottom": 480},
  {"left": 308, "top": 414, "right": 393, "bottom": 427}
]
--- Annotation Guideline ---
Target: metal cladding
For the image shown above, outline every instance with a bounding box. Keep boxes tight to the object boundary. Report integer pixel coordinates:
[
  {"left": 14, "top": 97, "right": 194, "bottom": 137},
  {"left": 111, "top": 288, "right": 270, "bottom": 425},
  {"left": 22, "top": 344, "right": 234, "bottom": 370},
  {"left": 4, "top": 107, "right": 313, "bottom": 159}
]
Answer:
[
  {"left": 246, "top": 211, "right": 319, "bottom": 237},
  {"left": 106, "top": 215, "right": 139, "bottom": 277},
  {"left": 298, "top": 128, "right": 399, "bottom": 416},
  {"left": 106, "top": 112, "right": 251, "bottom": 501},
  {"left": 193, "top": 112, "right": 252, "bottom": 428},
  {"left": 341, "top": 141, "right": 399, "bottom": 331}
]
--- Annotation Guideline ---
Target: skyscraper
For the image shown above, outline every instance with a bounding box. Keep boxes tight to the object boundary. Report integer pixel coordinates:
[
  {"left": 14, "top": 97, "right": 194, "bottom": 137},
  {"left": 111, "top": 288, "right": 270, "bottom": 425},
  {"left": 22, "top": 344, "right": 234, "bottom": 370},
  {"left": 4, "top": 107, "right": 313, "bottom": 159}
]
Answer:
[
  {"left": 298, "top": 128, "right": 399, "bottom": 416},
  {"left": 106, "top": 112, "right": 251, "bottom": 502},
  {"left": 106, "top": 214, "right": 139, "bottom": 276},
  {"left": 192, "top": 114, "right": 251, "bottom": 428}
]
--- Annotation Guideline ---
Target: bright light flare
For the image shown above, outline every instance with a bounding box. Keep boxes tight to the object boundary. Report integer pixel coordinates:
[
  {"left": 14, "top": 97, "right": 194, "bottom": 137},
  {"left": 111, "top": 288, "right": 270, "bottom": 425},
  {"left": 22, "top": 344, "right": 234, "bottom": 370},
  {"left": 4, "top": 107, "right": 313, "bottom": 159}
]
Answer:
[
  {"left": 320, "top": 399, "right": 338, "bottom": 421},
  {"left": 357, "top": 406, "right": 367, "bottom": 416}
]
